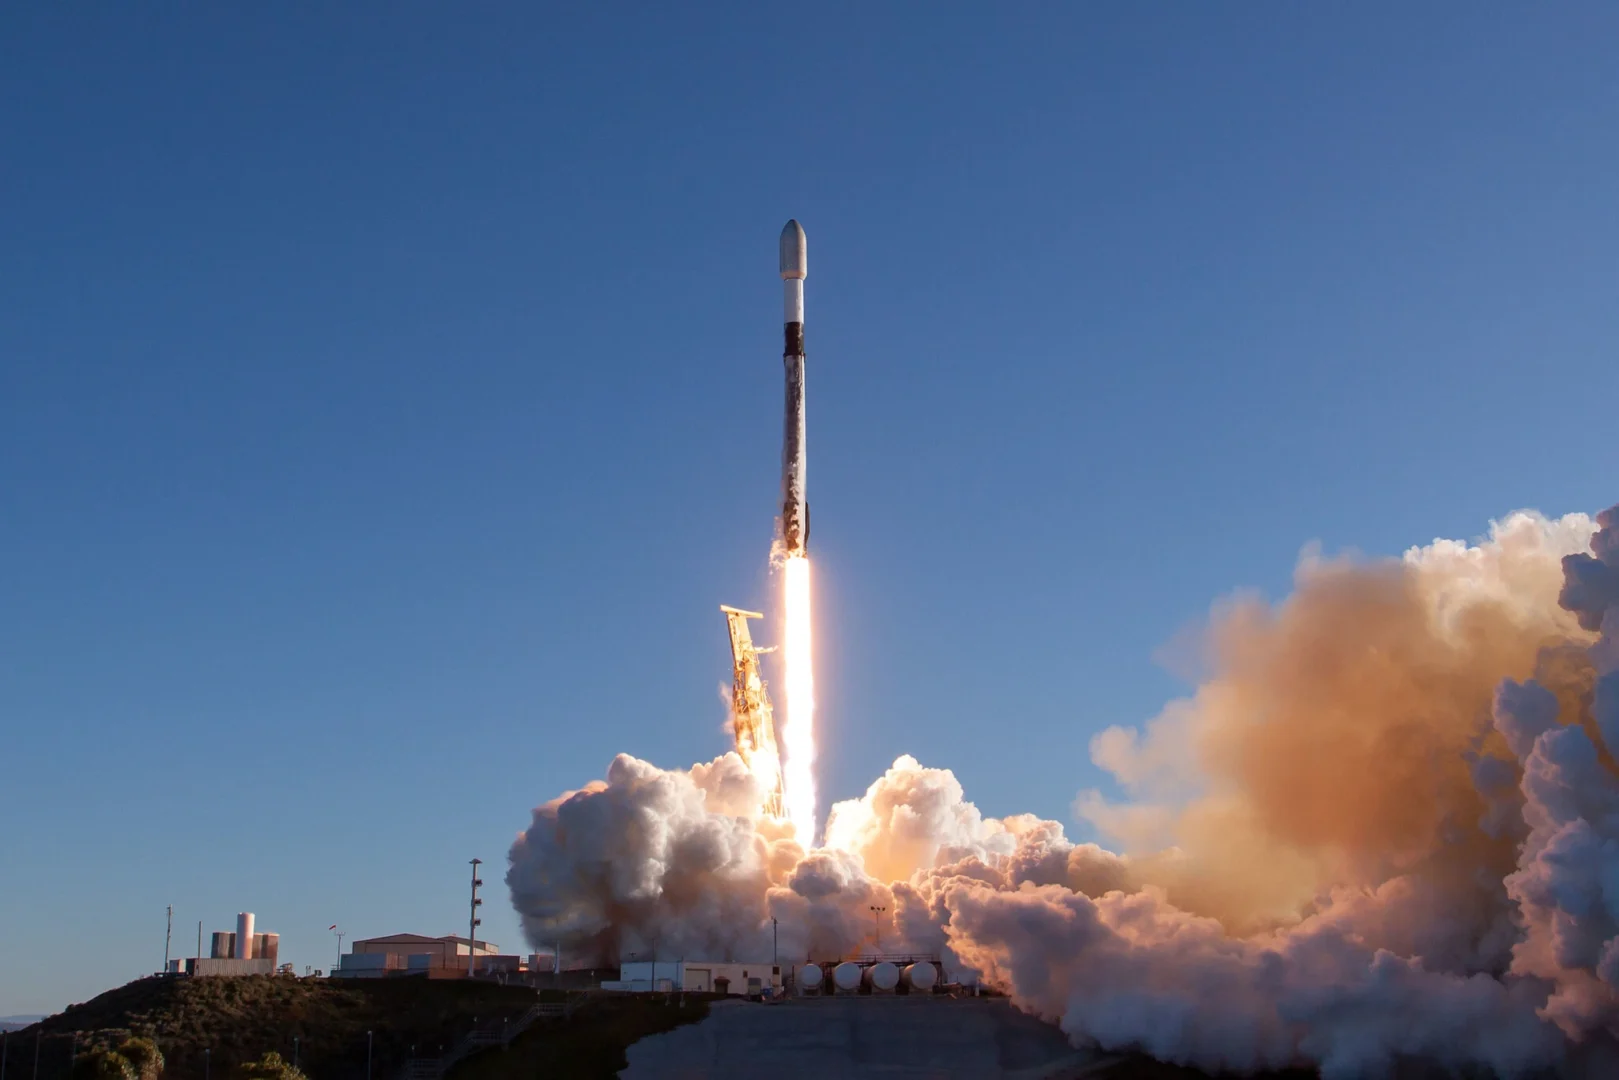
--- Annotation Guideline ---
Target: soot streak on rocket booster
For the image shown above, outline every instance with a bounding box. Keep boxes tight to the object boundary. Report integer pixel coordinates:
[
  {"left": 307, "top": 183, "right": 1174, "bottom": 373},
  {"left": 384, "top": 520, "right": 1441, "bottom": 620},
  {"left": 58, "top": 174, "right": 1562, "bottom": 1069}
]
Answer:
[{"left": 780, "top": 219, "right": 808, "bottom": 556}]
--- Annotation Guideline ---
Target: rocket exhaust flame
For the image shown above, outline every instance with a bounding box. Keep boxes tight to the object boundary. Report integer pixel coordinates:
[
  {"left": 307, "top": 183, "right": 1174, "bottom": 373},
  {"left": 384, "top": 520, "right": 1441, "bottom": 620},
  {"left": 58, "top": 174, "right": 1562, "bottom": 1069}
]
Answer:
[{"left": 781, "top": 552, "right": 817, "bottom": 844}]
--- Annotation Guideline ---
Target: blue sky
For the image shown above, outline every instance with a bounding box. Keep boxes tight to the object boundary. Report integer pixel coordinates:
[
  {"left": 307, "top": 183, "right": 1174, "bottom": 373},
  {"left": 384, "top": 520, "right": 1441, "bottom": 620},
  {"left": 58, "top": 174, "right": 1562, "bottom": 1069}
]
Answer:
[{"left": 2, "top": 5, "right": 1616, "bottom": 1015}]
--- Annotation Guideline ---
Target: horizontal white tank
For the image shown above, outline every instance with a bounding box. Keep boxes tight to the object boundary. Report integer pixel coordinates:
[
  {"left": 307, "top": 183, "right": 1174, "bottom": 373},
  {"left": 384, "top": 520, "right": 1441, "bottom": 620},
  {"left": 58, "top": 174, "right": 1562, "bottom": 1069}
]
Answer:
[
  {"left": 903, "top": 961, "right": 937, "bottom": 991},
  {"left": 832, "top": 962, "right": 862, "bottom": 993},
  {"left": 798, "top": 963, "right": 823, "bottom": 990},
  {"left": 862, "top": 961, "right": 899, "bottom": 991}
]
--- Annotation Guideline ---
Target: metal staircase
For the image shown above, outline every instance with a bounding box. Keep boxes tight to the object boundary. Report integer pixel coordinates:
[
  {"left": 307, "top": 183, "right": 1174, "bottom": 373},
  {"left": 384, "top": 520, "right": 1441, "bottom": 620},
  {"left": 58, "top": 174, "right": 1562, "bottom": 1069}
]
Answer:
[{"left": 399, "top": 1000, "right": 576, "bottom": 1080}]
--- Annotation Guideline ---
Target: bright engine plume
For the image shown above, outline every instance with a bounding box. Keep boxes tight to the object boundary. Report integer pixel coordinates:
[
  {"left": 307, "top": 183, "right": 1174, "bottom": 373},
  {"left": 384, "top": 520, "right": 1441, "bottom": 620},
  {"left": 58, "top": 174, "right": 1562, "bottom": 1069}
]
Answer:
[{"left": 782, "top": 552, "right": 817, "bottom": 843}]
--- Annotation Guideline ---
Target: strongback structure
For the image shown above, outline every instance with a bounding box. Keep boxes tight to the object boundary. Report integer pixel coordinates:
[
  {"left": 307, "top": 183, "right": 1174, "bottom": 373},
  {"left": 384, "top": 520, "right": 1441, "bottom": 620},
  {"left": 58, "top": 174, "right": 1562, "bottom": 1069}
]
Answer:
[{"left": 721, "top": 605, "right": 785, "bottom": 817}]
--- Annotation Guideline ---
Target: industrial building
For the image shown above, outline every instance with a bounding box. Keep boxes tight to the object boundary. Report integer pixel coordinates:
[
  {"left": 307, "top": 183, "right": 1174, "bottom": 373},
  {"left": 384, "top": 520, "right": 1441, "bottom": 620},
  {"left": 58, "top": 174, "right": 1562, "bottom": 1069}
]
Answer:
[
  {"left": 166, "top": 912, "right": 282, "bottom": 976},
  {"left": 334, "top": 933, "right": 539, "bottom": 978},
  {"left": 604, "top": 961, "right": 783, "bottom": 995}
]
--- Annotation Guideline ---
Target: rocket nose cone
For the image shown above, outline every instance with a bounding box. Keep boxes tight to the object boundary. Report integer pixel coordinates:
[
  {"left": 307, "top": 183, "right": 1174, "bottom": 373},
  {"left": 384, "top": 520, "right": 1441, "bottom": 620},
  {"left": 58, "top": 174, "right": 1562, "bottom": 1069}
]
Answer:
[{"left": 779, "top": 219, "right": 807, "bottom": 280}]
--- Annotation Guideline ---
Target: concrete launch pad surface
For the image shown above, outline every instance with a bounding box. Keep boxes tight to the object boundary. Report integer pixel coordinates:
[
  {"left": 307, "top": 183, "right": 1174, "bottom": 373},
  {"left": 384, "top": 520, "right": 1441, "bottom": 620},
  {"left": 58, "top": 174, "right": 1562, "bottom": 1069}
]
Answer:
[{"left": 620, "top": 995, "right": 1104, "bottom": 1079}]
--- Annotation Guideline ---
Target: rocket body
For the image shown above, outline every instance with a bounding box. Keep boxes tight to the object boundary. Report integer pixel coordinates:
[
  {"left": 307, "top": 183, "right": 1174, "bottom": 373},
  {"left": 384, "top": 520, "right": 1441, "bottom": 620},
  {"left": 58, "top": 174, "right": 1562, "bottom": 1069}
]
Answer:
[{"left": 780, "top": 220, "right": 809, "bottom": 556}]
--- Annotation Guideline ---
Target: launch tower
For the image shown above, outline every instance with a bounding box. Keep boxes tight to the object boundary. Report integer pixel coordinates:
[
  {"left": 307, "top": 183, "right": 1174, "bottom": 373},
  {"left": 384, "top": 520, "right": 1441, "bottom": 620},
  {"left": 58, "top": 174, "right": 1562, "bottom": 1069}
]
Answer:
[{"left": 721, "top": 605, "right": 786, "bottom": 817}]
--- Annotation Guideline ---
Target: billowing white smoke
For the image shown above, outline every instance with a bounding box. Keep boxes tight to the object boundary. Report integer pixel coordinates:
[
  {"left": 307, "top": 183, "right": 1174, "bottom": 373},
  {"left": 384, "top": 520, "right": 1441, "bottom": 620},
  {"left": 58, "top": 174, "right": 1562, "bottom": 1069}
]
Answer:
[
  {"left": 1489, "top": 506, "right": 1619, "bottom": 1044},
  {"left": 507, "top": 507, "right": 1619, "bottom": 1077}
]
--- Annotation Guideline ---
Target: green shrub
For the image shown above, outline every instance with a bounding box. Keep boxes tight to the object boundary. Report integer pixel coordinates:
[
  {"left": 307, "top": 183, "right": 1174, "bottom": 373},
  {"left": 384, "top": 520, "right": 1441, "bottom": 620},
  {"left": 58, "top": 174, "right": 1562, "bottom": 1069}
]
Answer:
[
  {"left": 72, "top": 1049, "right": 135, "bottom": 1080},
  {"left": 236, "top": 1052, "right": 306, "bottom": 1080},
  {"left": 115, "top": 1038, "right": 163, "bottom": 1080}
]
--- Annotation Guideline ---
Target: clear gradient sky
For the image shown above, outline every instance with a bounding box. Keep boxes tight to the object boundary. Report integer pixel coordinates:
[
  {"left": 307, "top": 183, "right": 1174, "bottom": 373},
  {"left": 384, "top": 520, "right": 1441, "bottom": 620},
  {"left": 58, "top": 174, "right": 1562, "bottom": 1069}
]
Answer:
[{"left": 3, "top": 5, "right": 1616, "bottom": 1016}]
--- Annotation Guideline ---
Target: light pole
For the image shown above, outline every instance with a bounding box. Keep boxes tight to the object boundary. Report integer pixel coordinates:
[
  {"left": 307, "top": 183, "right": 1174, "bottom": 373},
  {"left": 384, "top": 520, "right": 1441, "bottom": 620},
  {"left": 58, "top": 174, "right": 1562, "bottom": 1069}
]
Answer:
[
  {"left": 204, "top": 1049, "right": 210, "bottom": 1080},
  {"left": 332, "top": 925, "right": 345, "bottom": 972},
  {"left": 366, "top": 1031, "right": 373, "bottom": 1080},
  {"left": 292, "top": 1037, "right": 299, "bottom": 1071},
  {"left": 469, "top": 859, "right": 484, "bottom": 977},
  {"left": 869, "top": 905, "right": 886, "bottom": 949}
]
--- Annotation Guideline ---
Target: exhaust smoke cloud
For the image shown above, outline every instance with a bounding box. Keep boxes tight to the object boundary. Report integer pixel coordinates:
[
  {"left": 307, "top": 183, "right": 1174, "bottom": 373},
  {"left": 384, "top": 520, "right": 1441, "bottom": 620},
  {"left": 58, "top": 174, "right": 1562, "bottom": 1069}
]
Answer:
[{"left": 507, "top": 506, "right": 1619, "bottom": 1076}]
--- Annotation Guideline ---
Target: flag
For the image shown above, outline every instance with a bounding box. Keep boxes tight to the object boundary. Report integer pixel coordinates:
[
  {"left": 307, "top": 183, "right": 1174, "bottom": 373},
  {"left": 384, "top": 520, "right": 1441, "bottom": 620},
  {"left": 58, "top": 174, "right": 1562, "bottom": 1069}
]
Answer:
[{"left": 329, "top": 924, "right": 338, "bottom": 931}]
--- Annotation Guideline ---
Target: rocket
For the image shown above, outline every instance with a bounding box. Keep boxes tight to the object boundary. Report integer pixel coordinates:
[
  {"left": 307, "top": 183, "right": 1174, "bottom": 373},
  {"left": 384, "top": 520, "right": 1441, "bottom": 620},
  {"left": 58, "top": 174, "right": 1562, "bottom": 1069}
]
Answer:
[{"left": 779, "top": 219, "right": 809, "bottom": 556}]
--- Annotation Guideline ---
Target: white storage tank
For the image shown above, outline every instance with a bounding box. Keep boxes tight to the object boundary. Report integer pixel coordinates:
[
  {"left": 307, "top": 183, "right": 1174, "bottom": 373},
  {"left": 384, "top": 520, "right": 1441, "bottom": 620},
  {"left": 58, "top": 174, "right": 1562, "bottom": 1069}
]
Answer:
[
  {"left": 903, "top": 961, "right": 937, "bottom": 991},
  {"left": 236, "top": 913, "right": 255, "bottom": 960},
  {"left": 832, "top": 962, "right": 862, "bottom": 993},
  {"left": 862, "top": 961, "right": 899, "bottom": 991},
  {"left": 798, "top": 963, "right": 823, "bottom": 993}
]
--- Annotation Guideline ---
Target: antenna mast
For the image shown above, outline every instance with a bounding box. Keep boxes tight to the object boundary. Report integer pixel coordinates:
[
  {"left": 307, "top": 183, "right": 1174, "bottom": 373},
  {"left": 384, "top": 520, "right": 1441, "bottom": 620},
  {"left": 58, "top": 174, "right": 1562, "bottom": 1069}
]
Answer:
[{"left": 468, "top": 859, "right": 484, "bottom": 977}]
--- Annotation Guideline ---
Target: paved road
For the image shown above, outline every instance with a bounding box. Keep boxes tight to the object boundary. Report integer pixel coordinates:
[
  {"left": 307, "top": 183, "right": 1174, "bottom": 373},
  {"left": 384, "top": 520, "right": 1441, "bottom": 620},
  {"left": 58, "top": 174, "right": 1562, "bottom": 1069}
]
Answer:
[{"left": 620, "top": 995, "right": 1105, "bottom": 1079}]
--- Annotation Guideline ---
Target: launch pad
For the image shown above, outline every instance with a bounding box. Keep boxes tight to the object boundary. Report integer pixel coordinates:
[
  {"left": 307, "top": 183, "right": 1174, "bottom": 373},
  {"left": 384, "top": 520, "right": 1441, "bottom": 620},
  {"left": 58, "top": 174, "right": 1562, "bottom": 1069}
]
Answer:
[{"left": 621, "top": 994, "right": 1095, "bottom": 1079}]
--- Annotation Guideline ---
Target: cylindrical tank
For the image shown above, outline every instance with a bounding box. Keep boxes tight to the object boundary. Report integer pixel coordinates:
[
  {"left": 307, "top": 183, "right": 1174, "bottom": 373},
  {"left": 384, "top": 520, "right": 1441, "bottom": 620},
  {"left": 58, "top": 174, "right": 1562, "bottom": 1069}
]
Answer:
[
  {"left": 798, "top": 964, "right": 823, "bottom": 992},
  {"left": 832, "top": 962, "right": 862, "bottom": 993},
  {"left": 862, "top": 961, "right": 899, "bottom": 991},
  {"left": 903, "top": 962, "right": 937, "bottom": 991},
  {"left": 236, "top": 912, "right": 255, "bottom": 960}
]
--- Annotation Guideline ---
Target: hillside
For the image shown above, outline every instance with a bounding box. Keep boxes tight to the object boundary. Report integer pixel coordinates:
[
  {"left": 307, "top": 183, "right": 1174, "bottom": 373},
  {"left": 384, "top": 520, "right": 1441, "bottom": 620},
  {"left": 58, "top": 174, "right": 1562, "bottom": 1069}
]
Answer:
[{"left": 11, "top": 976, "right": 539, "bottom": 1080}]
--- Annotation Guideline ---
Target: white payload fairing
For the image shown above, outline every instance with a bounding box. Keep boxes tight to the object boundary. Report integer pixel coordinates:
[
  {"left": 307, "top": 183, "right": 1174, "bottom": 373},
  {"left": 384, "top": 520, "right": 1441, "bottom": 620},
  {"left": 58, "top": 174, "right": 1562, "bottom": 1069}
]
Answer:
[{"left": 779, "top": 220, "right": 809, "bottom": 557}]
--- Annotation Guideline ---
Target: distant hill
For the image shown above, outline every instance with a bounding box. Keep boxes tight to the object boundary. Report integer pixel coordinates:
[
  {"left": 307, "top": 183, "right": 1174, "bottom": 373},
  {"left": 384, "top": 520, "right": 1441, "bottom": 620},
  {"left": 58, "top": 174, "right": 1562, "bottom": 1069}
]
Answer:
[
  {"left": 2, "top": 1015, "right": 46, "bottom": 1032},
  {"left": 14, "top": 976, "right": 540, "bottom": 1080},
  {"left": 10, "top": 976, "right": 717, "bottom": 1080}
]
